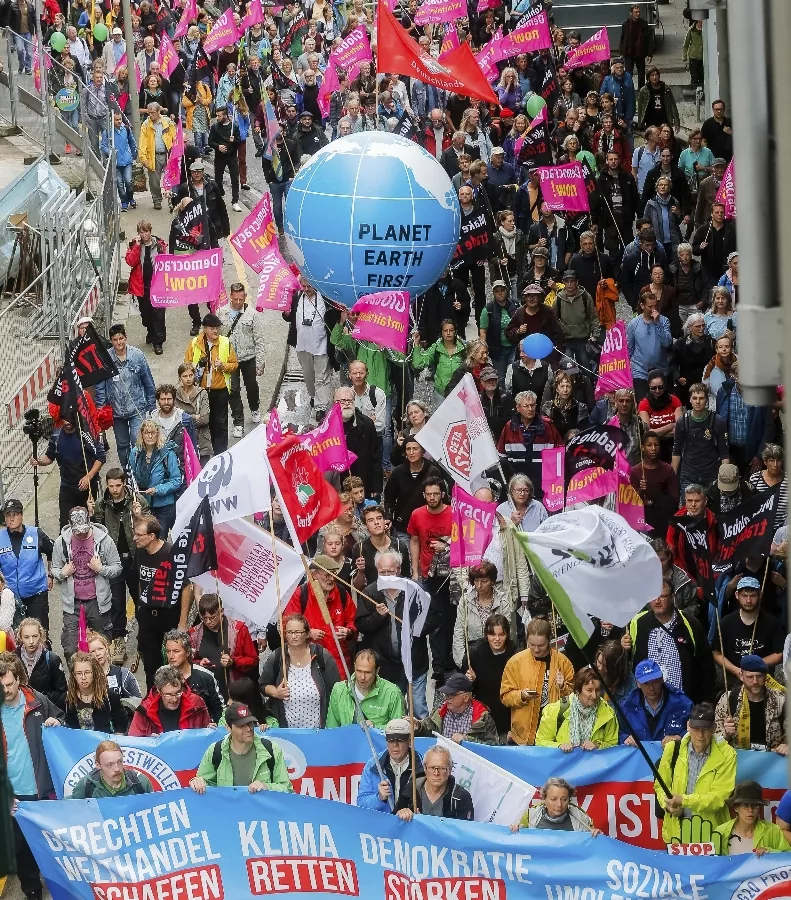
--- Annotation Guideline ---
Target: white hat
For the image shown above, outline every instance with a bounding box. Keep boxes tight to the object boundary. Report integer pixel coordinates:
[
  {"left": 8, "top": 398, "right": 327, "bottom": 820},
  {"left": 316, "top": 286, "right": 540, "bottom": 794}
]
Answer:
[{"left": 112, "top": 26, "right": 123, "bottom": 34}]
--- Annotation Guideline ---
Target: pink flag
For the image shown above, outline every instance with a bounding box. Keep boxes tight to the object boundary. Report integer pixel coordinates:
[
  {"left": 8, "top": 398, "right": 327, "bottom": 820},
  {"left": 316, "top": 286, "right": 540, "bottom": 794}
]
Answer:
[
  {"left": 266, "top": 409, "right": 283, "bottom": 444},
  {"left": 475, "top": 29, "right": 503, "bottom": 81},
  {"left": 535, "top": 162, "right": 590, "bottom": 212},
  {"left": 229, "top": 193, "right": 278, "bottom": 273},
  {"left": 158, "top": 32, "right": 178, "bottom": 79},
  {"left": 183, "top": 429, "right": 201, "bottom": 484},
  {"left": 449, "top": 485, "right": 497, "bottom": 568},
  {"left": 350, "top": 290, "right": 410, "bottom": 354},
  {"left": 594, "top": 321, "right": 634, "bottom": 399},
  {"left": 255, "top": 247, "right": 300, "bottom": 312},
  {"left": 174, "top": 0, "right": 198, "bottom": 39},
  {"left": 495, "top": 9, "right": 552, "bottom": 57},
  {"left": 513, "top": 108, "right": 546, "bottom": 159},
  {"left": 476, "top": 0, "right": 500, "bottom": 13},
  {"left": 317, "top": 58, "right": 339, "bottom": 120},
  {"left": 203, "top": 7, "right": 240, "bottom": 54},
  {"left": 160, "top": 117, "right": 185, "bottom": 192},
  {"left": 299, "top": 403, "right": 358, "bottom": 473},
  {"left": 715, "top": 158, "right": 736, "bottom": 219},
  {"left": 327, "top": 25, "right": 372, "bottom": 80},
  {"left": 566, "top": 465, "right": 617, "bottom": 507},
  {"left": 439, "top": 25, "right": 461, "bottom": 61},
  {"left": 615, "top": 448, "right": 648, "bottom": 531},
  {"left": 240, "top": 0, "right": 263, "bottom": 30},
  {"left": 33, "top": 39, "right": 41, "bottom": 93},
  {"left": 151, "top": 248, "right": 224, "bottom": 308},
  {"left": 564, "top": 26, "right": 611, "bottom": 71},
  {"left": 77, "top": 605, "right": 89, "bottom": 653},
  {"left": 415, "top": 0, "right": 465, "bottom": 25},
  {"left": 541, "top": 447, "right": 565, "bottom": 512}
]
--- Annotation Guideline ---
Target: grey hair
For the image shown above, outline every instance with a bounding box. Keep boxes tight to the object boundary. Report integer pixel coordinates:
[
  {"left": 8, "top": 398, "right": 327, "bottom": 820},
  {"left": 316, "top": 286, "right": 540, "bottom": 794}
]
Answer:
[
  {"left": 562, "top": 134, "right": 580, "bottom": 150},
  {"left": 153, "top": 665, "right": 185, "bottom": 692},
  {"left": 614, "top": 388, "right": 635, "bottom": 399},
  {"left": 163, "top": 629, "right": 193, "bottom": 659},
  {"left": 375, "top": 549, "right": 403, "bottom": 568},
  {"left": 580, "top": 230, "right": 595, "bottom": 242},
  {"left": 464, "top": 339, "right": 487, "bottom": 367},
  {"left": 683, "top": 312, "right": 705, "bottom": 336},
  {"left": 514, "top": 390, "right": 537, "bottom": 405},
  {"left": 684, "top": 483, "right": 706, "bottom": 496},
  {"left": 425, "top": 744, "right": 454, "bottom": 768},
  {"left": 761, "top": 443, "right": 784, "bottom": 462},
  {"left": 541, "top": 777, "right": 575, "bottom": 799},
  {"left": 147, "top": 102, "right": 161, "bottom": 113},
  {"left": 338, "top": 115, "right": 352, "bottom": 129},
  {"left": 453, "top": 130, "right": 466, "bottom": 141},
  {"left": 508, "top": 473, "right": 533, "bottom": 497},
  {"left": 677, "top": 242, "right": 693, "bottom": 257}
]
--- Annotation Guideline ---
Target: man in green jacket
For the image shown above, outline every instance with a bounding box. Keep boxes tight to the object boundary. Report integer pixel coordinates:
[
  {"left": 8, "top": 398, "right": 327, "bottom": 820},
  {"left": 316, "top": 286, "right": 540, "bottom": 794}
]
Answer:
[
  {"left": 190, "top": 702, "right": 293, "bottom": 793},
  {"left": 71, "top": 740, "right": 154, "bottom": 798},
  {"left": 326, "top": 649, "right": 405, "bottom": 728}
]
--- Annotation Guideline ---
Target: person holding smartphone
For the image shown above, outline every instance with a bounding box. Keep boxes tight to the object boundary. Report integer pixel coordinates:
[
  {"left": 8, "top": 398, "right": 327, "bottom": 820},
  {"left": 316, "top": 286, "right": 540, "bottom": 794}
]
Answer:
[{"left": 500, "top": 618, "right": 574, "bottom": 746}]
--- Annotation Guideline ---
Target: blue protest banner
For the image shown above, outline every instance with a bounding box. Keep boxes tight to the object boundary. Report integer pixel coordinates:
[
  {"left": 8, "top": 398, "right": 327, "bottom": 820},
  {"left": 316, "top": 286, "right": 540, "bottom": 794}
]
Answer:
[
  {"left": 15, "top": 788, "right": 790, "bottom": 900},
  {"left": 43, "top": 727, "right": 790, "bottom": 851}
]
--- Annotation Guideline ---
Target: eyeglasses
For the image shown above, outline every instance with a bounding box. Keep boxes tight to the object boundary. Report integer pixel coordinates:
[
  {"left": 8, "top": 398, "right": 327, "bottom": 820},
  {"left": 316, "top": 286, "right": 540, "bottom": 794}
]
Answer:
[
  {"left": 285, "top": 630, "right": 307, "bottom": 636},
  {"left": 385, "top": 736, "right": 408, "bottom": 744},
  {"left": 427, "top": 765, "right": 449, "bottom": 773},
  {"left": 649, "top": 385, "right": 665, "bottom": 392},
  {"left": 160, "top": 690, "right": 183, "bottom": 700},
  {"left": 337, "top": 398, "right": 355, "bottom": 405}
]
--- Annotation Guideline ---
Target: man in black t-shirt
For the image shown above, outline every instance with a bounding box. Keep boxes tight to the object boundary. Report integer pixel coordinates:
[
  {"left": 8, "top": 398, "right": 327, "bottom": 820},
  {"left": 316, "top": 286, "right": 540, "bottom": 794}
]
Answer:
[
  {"left": 712, "top": 576, "right": 784, "bottom": 689},
  {"left": 133, "top": 514, "right": 190, "bottom": 691}
]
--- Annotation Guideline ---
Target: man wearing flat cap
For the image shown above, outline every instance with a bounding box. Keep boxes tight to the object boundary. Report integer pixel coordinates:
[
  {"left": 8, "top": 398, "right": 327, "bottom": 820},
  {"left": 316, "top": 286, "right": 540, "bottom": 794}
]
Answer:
[
  {"left": 183, "top": 313, "right": 238, "bottom": 454},
  {"left": 655, "top": 701, "right": 736, "bottom": 844},
  {"left": 412, "top": 672, "right": 499, "bottom": 745},
  {"left": 297, "top": 109, "right": 328, "bottom": 158},
  {"left": 715, "top": 654, "right": 787, "bottom": 754},
  {"left": 357, "top": 717, "right": 424, "bottom": 814}
]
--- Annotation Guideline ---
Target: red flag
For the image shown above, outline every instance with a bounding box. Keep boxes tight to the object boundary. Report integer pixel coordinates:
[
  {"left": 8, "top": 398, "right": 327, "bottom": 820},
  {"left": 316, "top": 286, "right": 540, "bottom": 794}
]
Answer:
[
  {"left": 266, "top": 434, "right": 343, "bottom": 544},
  {"left": 376, "top": 0, "right": 497, "bottom": 104}
]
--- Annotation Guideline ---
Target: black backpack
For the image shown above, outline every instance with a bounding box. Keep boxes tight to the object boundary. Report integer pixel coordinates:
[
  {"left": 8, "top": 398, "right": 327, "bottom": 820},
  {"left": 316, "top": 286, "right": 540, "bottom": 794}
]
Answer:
[
  {"left": 211, "top": 736, "right": 276, "bottom": 781},
  {"left": 83, "top": 768, "right": 147, "bottom": 797}
]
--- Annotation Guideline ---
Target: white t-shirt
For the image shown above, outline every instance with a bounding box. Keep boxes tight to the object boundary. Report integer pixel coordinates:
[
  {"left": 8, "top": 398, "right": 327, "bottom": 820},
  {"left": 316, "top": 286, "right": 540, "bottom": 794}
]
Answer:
[{"left": 295, "top": 292, "right": 328, "bottom": 356}]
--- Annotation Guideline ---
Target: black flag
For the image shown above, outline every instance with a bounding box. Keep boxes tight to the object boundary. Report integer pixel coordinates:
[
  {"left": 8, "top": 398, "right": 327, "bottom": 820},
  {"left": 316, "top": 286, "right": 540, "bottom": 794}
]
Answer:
[
  {"left": 712, "top": 487, "right": 781, "bottom": 576},
  {"left": 518, "top": 120, "right": 552, "bottom": 167},
  {"left": 281, "top": 8, "right": 307, "bottom": 53},
  {"left": 69, "top": 324, "right": 118, "bottom": 387},
  {"left": 564, "top": 425, "right": 627, "bottom": 491},
  {"left": 395, "top": 110, "right": 417, "bottom": 140},
  {"left": 141, "top": 496, "right": 218, "bottom": 607}
]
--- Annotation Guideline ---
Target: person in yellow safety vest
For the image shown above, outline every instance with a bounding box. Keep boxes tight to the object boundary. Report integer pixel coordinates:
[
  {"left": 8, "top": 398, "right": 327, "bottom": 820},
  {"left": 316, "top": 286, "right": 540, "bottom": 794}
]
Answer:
[
  {"left": 655, "top": 701, "right": 737, "bottom": 844},
  {"left": 184, "top": 313, "right": 238, "bottom": 455}
]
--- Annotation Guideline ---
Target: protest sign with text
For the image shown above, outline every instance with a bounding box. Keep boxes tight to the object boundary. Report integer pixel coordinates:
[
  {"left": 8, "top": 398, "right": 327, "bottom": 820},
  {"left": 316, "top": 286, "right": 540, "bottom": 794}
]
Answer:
[{"left": 151, "top": 248, "right": 224, "bottom": 308}]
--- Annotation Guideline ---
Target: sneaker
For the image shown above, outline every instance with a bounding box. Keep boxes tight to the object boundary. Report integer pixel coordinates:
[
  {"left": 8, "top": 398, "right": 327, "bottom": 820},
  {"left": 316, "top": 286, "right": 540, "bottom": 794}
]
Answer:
[
  {"left": 153, "top": 344, "right": 163, "bottom": 355},
  {"left": 190, "top": 324, "right": 200, "bottom": 336},
  {"left": 233, "top": 424, "right": 244, "bottom": 438},
  {"left": 121, "top": 202, "right": 128, "bottom": 211},
  {"left": 109, "top": 636, "right": 127, "bottom": 665},
  {"left": 232, "top": 201, "right": 243, "bottom": 212},
  {"left": 251, "top": 410, "right": 261, "bottom": 423},
  {"left": 153, "top": 201, "right": 162, "bottom": 210},
  {"left": 64, "top": 142, "right": 72, "bottom": 154},
  {"left": 130, "top": 199, "right": 137, "bottom": 209},
  {"left": 241, "top": 183, "right": 250, "bottom": 190}
]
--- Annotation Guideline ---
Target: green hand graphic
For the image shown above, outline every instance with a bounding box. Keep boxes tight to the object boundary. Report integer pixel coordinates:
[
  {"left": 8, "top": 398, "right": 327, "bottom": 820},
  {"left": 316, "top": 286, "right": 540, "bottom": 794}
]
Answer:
[{"left": 675, "top": 816, "right": 722, "bottom": 854}]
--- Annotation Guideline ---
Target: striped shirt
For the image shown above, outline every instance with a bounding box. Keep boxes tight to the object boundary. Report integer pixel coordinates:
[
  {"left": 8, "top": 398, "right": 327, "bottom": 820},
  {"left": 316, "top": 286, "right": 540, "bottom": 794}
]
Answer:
[{"left": 749, "top": 472, "right": 788, "bottom": 532}]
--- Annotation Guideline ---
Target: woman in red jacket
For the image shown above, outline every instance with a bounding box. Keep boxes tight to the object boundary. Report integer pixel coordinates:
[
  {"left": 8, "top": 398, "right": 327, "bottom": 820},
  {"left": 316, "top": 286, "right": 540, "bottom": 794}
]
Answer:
[
  {"left": 128, "top": 666, "right": 210, "bottom": 736},
  {"left": 125, "top": 219, "right": 167, "bottom": 352}
]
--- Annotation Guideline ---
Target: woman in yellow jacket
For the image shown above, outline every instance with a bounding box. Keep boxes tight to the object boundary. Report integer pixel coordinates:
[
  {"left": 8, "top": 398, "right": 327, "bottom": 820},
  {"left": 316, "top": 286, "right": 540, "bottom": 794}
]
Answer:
[
  {"left": 137, "top": 105, "right": 175, "bottom": 210},
  {"left": 535, "top": 668, "right": 619, "bottom": 752},
  {"left": 500, "top": 618, "right": 574, "bottom": 746},
  {"left": 182, "top": 82, "right": 213, "bottom": 156},
  {"left": 716, "top": 781, "right": 791, "bottom": 857}
]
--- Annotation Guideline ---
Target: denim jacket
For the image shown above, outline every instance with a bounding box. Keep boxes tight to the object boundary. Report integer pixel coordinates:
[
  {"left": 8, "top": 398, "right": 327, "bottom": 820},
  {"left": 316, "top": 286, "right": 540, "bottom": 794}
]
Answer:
[
  {"left": 101, "top": 123, "right": 137, "bottom": 167},
  {"left": 95, "top": 346, "right": 156, "bottom": 418}
]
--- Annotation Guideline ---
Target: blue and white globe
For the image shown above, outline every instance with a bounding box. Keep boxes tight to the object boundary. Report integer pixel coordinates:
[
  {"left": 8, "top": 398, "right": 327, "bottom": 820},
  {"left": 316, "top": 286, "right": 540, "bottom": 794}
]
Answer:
[{"left": 284, "top": 132, "right": 461, "bottom": 307}]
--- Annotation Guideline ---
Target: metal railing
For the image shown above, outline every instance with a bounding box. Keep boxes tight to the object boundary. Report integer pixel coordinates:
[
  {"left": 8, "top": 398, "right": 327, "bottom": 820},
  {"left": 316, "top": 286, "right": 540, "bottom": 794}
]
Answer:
[{"left": 0, "top": 30, "right": 120, "bottom": 502}]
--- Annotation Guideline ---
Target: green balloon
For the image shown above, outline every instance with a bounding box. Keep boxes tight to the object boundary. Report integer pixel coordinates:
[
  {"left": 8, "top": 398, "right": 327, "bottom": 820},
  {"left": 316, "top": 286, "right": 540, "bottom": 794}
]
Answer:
[
  {"left": 525, "top": 94, "right": 546, "bottom": 119},
  {"left": 49, "top": 31, "right": 67, "bottom": 52},
  {"left": 93, "top": 22, "right": 109, "bottom": 41}
]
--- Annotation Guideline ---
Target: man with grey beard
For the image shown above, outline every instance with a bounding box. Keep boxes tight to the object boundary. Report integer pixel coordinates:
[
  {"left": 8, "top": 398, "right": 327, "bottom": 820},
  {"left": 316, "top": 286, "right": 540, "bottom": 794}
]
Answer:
[{"left": 334, "top": 386, "right": 382, "bottom": 500}]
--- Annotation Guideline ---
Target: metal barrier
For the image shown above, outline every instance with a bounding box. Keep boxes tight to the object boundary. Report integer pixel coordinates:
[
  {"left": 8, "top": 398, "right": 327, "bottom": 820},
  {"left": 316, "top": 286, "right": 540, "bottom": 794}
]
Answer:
[
  {"left": 0, "top": 31, "right": 120, "bottom": 502},
  {"left": 550, "top": 0, "right": 661, "bottom": 42}
]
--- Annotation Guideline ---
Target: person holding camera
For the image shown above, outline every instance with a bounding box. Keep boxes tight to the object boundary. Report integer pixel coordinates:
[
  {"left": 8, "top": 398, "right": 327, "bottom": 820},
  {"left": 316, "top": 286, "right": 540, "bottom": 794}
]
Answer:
[{"left": 0, "top": 499, "right": 54, "bottom": 631}]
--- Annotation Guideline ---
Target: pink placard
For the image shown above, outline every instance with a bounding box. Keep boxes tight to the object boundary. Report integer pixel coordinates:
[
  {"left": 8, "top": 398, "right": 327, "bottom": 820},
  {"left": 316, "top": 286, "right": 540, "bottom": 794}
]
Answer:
[
  {"left": 536, "top": 162, "right": 590, "bottom": 212},
  {"left": 158, "top": 32, "right": 178, "bottom": 79},
  {"left": 495, "top": 9, "right": 552, "bottom": 58},
  {"left": 230, "top": 193, "right": 278, "bottom": 273},
  {"left": 255, "top": 247, "right": 300, "bottom": 312},
  {"left": 449, "top": 485, "right": 497, "bottom": 568},
  {"left": 715, "top": 158, "right": 736, "bottom": 219},
  {"left": 615, "top": 448, "right": 648, "bottom": 530},
  {"left": 350, "top": 291, "right": 410, "bottom": 354},
  {"left": 415, "top": 0, "right": 465, "bottom": 25},
  {"left": 150, "top": 248, "right": 224, "bottom": 308},
  {"left": 564, "top": 26, "right": 611, "bottom": 72},
  {"left": 541, "top": 447, "right": 565, "bottom": 512},
  {"left": 328, "top": 25, "right": 372, "bottom": 80},
  {"left": 595, "top": 321, "right": 634, "bottom": 399},
  {"left": 203, "top": 7, "right": 240, "bottom": 55},
  {"left": 299, "top": 403, "right": 358, "bottom": 473},
  {"left": 565, "top": 466, "right": 617, "bottom": 507}
]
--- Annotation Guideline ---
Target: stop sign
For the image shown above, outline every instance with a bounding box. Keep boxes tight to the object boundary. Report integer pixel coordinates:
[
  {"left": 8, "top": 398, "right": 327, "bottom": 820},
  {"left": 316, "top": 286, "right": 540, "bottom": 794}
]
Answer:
[{"left": 443, "top": 422, "right": 471, "bottom": 480}]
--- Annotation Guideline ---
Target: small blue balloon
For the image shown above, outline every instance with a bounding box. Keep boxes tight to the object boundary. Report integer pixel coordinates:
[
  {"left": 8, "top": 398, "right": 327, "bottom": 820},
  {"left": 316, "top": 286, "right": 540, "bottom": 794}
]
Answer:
[{"left": 521, "top": 333, "right": 554, "bottom": 359}]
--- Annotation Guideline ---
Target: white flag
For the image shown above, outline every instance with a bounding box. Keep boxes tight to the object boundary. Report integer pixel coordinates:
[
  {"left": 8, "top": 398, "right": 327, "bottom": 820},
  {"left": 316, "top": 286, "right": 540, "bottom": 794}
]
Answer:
[
  {"left": 377, "top": 575, "right": 431, "bottom": 683},
  {"left": 434, "top": 734, "right": 536, "bottom": 825},
  {"left": 172, "top": 423, "right": 272, "bottom": 540},
  {"left": 415, "top": 374, "right": 499, "bottom": 492},
  {"left": 192, "top": 517, "right": 304, "bottom": 627},
  {"left": 514, "top": 507, "right": 662, "bottom": 641}
]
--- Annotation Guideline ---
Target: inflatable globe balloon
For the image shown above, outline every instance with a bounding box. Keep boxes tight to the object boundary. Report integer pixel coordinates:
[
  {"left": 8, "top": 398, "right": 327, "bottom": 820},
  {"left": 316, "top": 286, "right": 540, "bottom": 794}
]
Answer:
[
  {"left": 526, "top": 94, "right": 546, "bottom": 120},
  {"left": 521, "top": 333, "right": 553, "bottom": 360},
  {"left": 49, "top": 31, "right": 67, "bottom": 52},
  {"left": 284, "top": 132, "right": 461, "bottom": 307},
  {"left": 93, "top": 22, "right": 109, "bottom": 41}
]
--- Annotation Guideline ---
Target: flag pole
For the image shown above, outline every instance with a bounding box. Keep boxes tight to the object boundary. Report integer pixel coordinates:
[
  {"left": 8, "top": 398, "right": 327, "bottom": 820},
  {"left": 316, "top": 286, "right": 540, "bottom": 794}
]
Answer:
[
  {"left": 749, "top": 561, "right": 771, "bottom": 652},
  {"left": 268, "top": 512, "right": 288, "bottom": 686},
  {"left": 306, "top": 557, "right": 403, "bottom": 622},
  {"left": 713, "top": 604, "right": 732, "bottom": 717},
  {"left": 408, "top": 681, "right": 418, "bottom": 813}
]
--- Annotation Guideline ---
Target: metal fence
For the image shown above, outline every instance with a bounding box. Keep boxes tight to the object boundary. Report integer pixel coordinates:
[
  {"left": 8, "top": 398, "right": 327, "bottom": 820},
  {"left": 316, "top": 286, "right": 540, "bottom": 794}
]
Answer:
[
  {"left": 550, "top": 0, "right": 663, "bottom": 43},
  {"left": 0, "top": 31, "right": 120, "bottom": 503}
]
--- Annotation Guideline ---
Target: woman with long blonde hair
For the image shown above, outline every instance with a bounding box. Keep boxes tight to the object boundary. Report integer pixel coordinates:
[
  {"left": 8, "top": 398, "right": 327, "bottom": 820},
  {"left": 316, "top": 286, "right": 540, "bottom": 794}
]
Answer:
[
  {"left": 127, "top": 419, "right": 182, "bottom": 537},
  {"left": 65, "top": 651, "right": 128, "bottom": 733}
]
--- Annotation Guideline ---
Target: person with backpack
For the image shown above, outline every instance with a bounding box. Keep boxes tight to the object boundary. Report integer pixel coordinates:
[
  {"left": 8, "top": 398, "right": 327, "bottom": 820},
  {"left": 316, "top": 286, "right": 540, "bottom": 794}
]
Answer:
[
  {"left": 671, "top": 383, "right": 729, "bottom": 498},
  {"left": 128, "top": 665, "right": 211, "bottom": 736},
  {"left": 479, "top": 281, "right": 518, "bottom": 384},
  {"left": 259, "top": 613, "right": 340, "bottom": 728},
  {"left": 127, "top": 420, "right": 182, "bottom": 538},
  {"left": 148, "top": 384, "right": 197, "bottom": 481},
  {"left": 190, "top": 701, "right": 293, "bottom": 793},
  {"left": 552, "top": 270, "right": 601, "bottom": 372},
  {"left": 101, "top": 111, "right": 137, "bottom": 212},
  {"left": 71, "top": 739, "right": 154, "bottom": 798}
]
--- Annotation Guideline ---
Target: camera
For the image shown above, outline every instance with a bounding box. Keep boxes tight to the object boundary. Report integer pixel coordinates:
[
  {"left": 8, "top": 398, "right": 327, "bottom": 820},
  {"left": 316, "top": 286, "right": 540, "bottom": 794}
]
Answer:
[{"left": 22, "top": 409, "right": 43, "bottom": 443}]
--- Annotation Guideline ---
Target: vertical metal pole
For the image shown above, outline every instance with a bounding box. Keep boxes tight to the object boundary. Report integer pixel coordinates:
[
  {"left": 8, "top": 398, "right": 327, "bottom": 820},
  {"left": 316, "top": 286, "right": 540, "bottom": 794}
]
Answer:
[
  {"left": 81, "top": 87, "right": 90, "bottom": 190},
  {"left": 121, "top": 0, "right": 140, "bottom": 139},
  {"left": 7, "top": 37, "right": 18, "bottom": 128},
  {"left": 33, "top": 0, "right": 52, "bottom": 161}
]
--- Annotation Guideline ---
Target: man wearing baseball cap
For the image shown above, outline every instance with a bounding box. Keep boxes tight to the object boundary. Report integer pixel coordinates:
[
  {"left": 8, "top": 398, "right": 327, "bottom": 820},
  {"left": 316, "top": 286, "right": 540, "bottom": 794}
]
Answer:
[
  {"left": 713, "top": 575, "right": 785, "bottom": 690},
  {"left": 619, "top": 658, "right": 692, "bottom": 745},
  {"left": 412, "top": 672, "right": 498, "bottom": 745},
  {"left": 357, "top": 717, "right": 424, "bottom": 814},
  {"left": 191, "top": 701, "right": 292, "bottom": 793},
  {"left": 655, "top": 701, "right": 736, "bottom": 844},
  {"left": 504, "top": 282, "right": 565, "bottom": 365},
  {"left": 715, "top": 654, "right": 787, "bottom": 754},
  {"left": 479, "top": 280, "right": 518, "bottom": 383},
  {"left": 102, "top": 26, "right": 126, "bottom": 76},
  {"left": 706, "top": 461, "right": 754, "bottom": 517},
  {"left": 0, "top": 498, "right": 54, "bottom": 630}
]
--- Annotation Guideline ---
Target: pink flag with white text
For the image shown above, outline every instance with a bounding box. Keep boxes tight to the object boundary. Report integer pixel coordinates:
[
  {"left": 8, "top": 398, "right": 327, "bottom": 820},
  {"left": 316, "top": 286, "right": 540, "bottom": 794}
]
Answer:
[
  {"left": 536, "top": 162, "right": 590, "bottom": 212},
  {"left": 476, "top": 0, "right": 500, "bottom": 13},
  {"left": 615, "top": 448, "right": 648, "bottom": 531},
  {"left": 299, "top": 403, "right": 357, "bottom": 474},
  {"left": 229, "top": 193, "right": 278, "bottom": 273},
  {"left": 255, "top": 247, "right": 300, "bottom": 312},
  {"left": 266, "top": 409, "right": 283, "bottom": 444},
  {"left": 541, "top": 447, "right": 565, "bottom": 512},
  {"left": 327, "top": 25, "right": 372, "bottom": 80},
  {"left": 158, "top": 32, "right": 178, "bottom": 79},
  {"left": 183, "top": 429, "right": 201, "bottom": 484},
  {"left": 715, "top": 158, "right": 736, "bottom": 219},
  {"left": 594, "top": 321, "right": 633, "bottom": 399},
  {"left": 174, "top": 0, "right": 198, "bottom": 39},
  {"left": 415, "top": 0, "right": 465, "bottom": 25},
  {"left": 350, "top": 290, "right": 410, "bottom": 354},
  {"left": 203, "top": 7, "right": 240, "bottom": 54},
  {"left": 439, "top": 25, "right": 461, "bottom": 61},
  {"left": 564, "top": 27, "right": 611, "bottom": 71},
  {"left": 494, "top": 9, "right": 552, "bottom": 57},
  {"left": 151, "top": 248, "right": 224, "bottom": 308},
  {"left": 449, "top": 485, "right": 497, "bottom": 567}
]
